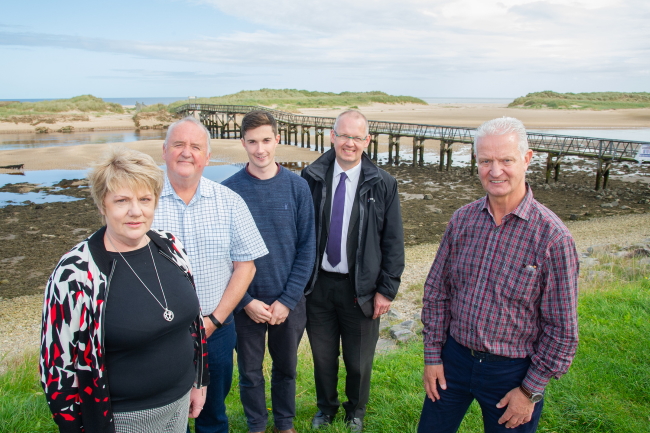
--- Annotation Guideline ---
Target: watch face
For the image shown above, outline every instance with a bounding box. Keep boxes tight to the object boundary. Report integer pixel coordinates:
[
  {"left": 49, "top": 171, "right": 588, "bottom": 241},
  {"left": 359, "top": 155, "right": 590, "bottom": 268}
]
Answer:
[{"left": 531, "top": 393, "right": 543, "bottom": 403}]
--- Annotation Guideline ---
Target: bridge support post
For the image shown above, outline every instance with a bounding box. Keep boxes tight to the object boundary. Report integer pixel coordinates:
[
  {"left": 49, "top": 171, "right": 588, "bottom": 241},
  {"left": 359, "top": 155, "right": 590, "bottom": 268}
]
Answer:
[
  {"left": 603, "top": 161, "right": 612, "bottom": 189},
  {"left": 370, "top": 134, "right": 379, "bottom": 161},
  {"left": 277, "top": 122, "right": 287, "bottom": 144},
  {"left": 301, "top": 126, "right": 310, "bottom": 148},
  {"left": 388, "top": 135, "right": 401, "bottom": 165},
  {"left": 217, "top": 113, "right": 226, "bottom": 138},
  {"left": 289, "top": 124, "right": 298, "bottom": 146},
  {"left": 393, "top": 135, "right": 400, "bottom": 165},
  {"left": 225, "top": 113, "right": 239, "bottom": 139},
  {"left": 412, "top": 137, "right": 425, "bottom": 167},
  {"left": 595, "top": 158, "right": 612, "bottom": 190},
  {"left": 315, "top": 127, "right": 325, "bottom": 152},
  {"left": 470, "top": 152, "right": 476, "bottom": 175},
  {"left": 439, "top": 140, "right": 447, "bottom": 171},
  {"left": 545, "top": 153, "right": 564, "bottom": 183},
  {"left": 446, "top": 144, "right": 453, "bottom": 171}
]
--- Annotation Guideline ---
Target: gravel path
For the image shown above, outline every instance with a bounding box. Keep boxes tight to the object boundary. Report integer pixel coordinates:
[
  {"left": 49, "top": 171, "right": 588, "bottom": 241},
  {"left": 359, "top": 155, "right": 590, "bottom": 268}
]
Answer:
[{"left": 2, "top": 213, "right": 649, "bottom": 373}]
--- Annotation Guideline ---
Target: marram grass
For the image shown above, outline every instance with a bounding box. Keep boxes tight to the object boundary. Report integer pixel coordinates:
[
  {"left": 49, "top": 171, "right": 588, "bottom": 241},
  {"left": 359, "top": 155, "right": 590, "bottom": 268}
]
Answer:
[
  {"left": 509, "top": 91, "right": 650, "bottom": 110},
  {"left": 2, "top": 277, "right": 649, "bottom": 432}
]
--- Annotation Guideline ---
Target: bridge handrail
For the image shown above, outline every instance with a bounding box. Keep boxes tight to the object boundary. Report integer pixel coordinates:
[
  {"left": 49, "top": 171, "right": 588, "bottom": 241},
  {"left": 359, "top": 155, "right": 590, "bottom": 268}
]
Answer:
[{"left": 174, "top": 104, "right": 650, "bottom": 161}]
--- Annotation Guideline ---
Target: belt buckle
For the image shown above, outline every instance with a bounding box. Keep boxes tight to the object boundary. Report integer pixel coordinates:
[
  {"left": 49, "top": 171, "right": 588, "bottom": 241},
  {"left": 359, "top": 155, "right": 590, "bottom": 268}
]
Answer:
[{"left": 470, "top": 349, "right": 485, "bottom": 362}]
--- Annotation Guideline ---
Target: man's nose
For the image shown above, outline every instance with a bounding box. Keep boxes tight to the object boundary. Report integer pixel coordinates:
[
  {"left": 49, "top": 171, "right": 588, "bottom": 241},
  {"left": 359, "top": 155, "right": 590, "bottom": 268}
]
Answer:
[{"left": 490, "top": 162, "right": 504, "bottom": 176}]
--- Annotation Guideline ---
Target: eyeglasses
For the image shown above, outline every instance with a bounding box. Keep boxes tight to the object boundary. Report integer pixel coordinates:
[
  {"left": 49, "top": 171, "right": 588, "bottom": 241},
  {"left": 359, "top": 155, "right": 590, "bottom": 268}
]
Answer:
[{"left": 333, "top": 131, "right": 368, "bottom": 145}]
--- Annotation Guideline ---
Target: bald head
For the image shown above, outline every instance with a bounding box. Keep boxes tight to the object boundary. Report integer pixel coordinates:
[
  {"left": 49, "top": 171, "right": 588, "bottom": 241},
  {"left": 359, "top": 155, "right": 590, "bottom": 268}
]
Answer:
[{"left": 333, "top": 110, "right": 369, "bottom": 137}]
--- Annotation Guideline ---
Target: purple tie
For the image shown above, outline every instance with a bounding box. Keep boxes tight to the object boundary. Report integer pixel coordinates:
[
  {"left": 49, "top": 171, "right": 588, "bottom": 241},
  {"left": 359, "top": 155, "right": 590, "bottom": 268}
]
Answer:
[{"left": 327, "top": 172, "right": 347, "bottom": 267}]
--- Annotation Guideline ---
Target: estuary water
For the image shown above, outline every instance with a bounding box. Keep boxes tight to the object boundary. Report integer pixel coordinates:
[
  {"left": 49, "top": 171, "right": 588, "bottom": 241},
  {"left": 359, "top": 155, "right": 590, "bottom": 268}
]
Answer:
[
  {"left": 0, "top": 129, "right": 168, "bottom": 151},
  {"left": 1, "top": 127, "right": 648, "bottom": 153},
  {"left": 1, "top": 164, "right": 247, "bottom": 207}
]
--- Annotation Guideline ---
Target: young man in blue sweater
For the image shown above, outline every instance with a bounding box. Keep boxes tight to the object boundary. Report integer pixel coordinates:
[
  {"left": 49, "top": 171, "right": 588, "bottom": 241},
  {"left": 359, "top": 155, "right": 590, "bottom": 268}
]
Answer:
[{"left": 222, "top": 111, "right": 316, "bottom": 433}]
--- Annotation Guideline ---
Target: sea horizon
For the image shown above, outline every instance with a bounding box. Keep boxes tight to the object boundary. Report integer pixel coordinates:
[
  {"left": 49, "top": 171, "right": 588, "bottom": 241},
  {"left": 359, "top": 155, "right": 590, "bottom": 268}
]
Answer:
[{"left": 0, "top": 96, "right": 516, "bottom": 106}]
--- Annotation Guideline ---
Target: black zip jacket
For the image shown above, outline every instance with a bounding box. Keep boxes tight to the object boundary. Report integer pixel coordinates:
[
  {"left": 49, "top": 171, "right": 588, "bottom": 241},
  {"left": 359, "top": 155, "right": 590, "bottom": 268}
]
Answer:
[{"left": 301, "top": 150, "right": 404, "bottom": 308}]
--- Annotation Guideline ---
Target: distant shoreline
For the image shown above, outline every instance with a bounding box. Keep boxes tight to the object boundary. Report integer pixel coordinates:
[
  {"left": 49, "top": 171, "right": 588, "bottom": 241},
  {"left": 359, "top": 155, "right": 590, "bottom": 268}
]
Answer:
[
  {"left": 1, "top": 102, "right": 649, "bottom": 136},
  {"left": 1, "top": 96, "right": 517, "bottom": 106}
]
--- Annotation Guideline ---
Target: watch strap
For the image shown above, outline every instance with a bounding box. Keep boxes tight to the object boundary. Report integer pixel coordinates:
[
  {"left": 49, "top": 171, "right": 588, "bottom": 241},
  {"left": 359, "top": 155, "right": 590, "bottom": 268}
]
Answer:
[
  {"left": 205, "top": 313, "right": 222, "bottom": 329},
  {"left": 519, "top": 385, "right": 543, "bottom": 403},
  {"left": 519, "top": 385, "right": 533, "bottom": 399}
]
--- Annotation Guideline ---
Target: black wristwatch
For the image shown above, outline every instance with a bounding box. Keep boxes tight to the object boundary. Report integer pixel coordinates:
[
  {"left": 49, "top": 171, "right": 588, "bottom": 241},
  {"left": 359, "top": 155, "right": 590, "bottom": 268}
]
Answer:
[
  {"left": 519, "top": 385, "right": 543, "bottom": 403},
  {"left": 204, "top": 313, "right": 223, "bottom": 329}
]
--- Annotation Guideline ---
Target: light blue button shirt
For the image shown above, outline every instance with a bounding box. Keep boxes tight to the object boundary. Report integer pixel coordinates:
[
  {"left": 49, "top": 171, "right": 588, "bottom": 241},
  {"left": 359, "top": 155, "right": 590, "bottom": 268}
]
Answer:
[{"left": 153, "top": 176, "right": 268, "bottom": 313}]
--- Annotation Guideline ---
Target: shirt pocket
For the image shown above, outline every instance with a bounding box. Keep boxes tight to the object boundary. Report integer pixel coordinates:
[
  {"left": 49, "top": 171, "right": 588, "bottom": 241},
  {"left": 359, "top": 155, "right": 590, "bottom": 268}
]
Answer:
[{"left": 498, "top": 261, "right": 540, "bottom": 304}]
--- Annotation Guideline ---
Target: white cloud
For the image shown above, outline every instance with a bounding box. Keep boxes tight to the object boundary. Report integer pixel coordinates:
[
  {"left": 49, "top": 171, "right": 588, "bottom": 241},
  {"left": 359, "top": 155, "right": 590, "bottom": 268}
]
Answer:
[{"left": 1, "top": 0, "right": 648, "bottom": 96}]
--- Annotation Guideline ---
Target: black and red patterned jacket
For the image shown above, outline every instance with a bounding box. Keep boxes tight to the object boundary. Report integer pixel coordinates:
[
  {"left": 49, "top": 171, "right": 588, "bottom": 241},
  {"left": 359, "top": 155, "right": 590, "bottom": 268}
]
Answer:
[{"left": 40, "top": 227, "right": 210, "bottom": 433}]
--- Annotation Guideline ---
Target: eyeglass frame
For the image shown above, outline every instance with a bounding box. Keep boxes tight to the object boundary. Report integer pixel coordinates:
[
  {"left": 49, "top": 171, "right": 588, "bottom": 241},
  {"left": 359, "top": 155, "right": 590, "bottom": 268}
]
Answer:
[{"left": 332, "top": 130, "right": 369, "bottom": 145}]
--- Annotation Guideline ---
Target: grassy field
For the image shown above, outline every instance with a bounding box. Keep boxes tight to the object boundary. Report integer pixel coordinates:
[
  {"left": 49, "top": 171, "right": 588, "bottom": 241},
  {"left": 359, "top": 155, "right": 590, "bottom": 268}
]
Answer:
[
  {"left": 0, "top": 95, "right": 124, "bottom": 122},
  {"left": 508, "top": 91, "right": 650, "bottom": 110},
  {"left": 162, "top": 89, "right": 427, "bottom": 112},
  {"left": 1, "top": 256, "right": 649, "bottom": 432}
]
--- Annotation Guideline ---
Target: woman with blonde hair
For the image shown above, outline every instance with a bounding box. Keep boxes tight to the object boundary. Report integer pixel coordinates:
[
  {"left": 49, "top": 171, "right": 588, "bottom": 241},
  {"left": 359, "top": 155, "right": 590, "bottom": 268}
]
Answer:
[{"left": 40, "top": 147, "right": 209, "bottom": 433}]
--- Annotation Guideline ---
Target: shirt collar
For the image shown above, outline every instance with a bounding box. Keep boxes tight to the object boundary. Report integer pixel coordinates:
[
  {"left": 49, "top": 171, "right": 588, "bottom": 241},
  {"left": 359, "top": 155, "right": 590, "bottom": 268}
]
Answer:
[
  {"left": 161, "top": 175, "right": 213, "bottom": 202},
  {"left": 482, "top": 183, "right": 534, "bottom": 222},
  {"left": 333, "top": 159, "right": 362, "bottom": 184}
]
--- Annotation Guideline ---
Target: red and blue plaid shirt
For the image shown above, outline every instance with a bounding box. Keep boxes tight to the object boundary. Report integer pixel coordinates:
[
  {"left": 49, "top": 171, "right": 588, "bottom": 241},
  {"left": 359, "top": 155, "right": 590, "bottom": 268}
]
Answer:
[{"left": 422, "top": 186, "right": 579, "bottom": 393}]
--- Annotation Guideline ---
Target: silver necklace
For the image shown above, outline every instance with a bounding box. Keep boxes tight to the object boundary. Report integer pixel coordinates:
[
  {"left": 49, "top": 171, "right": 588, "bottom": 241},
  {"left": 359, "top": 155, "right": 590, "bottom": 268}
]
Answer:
[{"left": 107, "top": 234, "right": 174, "bottom": 322}]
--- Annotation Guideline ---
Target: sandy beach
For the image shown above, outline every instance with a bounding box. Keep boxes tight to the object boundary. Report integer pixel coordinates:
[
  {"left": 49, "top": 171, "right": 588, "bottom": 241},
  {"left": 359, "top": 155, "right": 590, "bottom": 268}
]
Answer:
[
  {"left": 0, "top": 138, "right": 322, "bottom": 171},
  {"left": 2, "top": 102, "right": 649, "bottom": 136},
  {"left": 300, "top": 103, "right": 650, "bottom": 128},
  {"left": 2, "top": 102, "right": 649, "bottom": 172},
  {"left": 1, "top": 102, "right": 650, "bottom": 373}
]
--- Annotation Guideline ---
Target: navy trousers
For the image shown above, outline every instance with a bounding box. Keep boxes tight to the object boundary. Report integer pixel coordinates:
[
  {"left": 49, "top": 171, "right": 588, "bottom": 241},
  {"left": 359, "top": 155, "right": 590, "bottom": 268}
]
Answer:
[
  {"left": 418, "top": 335, "right": 544, "bottom": 433},
  {"left": 192, "top": 313, "right": 236, "bottom": 433},
  {"left": 235, "top": 297, "right": 307, "bottom": 432}
]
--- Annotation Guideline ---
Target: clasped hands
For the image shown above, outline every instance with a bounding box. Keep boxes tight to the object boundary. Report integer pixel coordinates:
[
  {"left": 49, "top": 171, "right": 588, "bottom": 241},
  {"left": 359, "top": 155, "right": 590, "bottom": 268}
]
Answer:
[{"left": 244, "top": 299, "right": 290, "bottom": 325}]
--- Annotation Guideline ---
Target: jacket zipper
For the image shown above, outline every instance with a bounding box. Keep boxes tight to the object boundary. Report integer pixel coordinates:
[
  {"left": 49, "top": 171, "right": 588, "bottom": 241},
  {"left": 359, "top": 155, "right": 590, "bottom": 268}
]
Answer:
[{"left": 309, "top": 181, "right": 328, "bottom": 292}]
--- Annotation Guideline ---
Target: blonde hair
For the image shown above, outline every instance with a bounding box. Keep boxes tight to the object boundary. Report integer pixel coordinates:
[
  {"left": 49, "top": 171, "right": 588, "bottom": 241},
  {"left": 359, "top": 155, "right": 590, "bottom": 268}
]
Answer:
[{"left": 88, "top": 146, "right": 164, "bottom": 216}]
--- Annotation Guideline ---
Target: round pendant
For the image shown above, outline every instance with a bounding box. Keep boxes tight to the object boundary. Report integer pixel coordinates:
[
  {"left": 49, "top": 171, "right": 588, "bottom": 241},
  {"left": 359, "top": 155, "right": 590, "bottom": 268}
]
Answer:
[{"left": 163, "top": 309, "right": 174, "bottom": 322}]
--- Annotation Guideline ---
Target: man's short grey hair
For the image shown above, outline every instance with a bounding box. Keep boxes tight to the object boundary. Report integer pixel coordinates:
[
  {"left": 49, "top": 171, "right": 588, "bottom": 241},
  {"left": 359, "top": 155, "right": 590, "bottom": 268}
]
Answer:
[
  {"left": 333, "top": 110, "right": 370, "bottom": 137},
  {"left": 473, "top": 117, "right": 529, "bottom": 158},
  {"left": 164, "top": 116, "right": 212, "bottom": 154}
]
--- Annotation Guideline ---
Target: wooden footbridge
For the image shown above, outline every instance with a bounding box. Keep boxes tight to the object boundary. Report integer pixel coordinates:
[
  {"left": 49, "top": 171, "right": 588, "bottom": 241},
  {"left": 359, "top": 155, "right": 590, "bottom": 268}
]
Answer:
[{"left": 175, "top": 104, "right": 650, "bottom": 190}]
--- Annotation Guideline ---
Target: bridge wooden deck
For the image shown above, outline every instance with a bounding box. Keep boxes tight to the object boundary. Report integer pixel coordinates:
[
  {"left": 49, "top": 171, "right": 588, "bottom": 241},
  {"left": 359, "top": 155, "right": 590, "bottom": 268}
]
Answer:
[{"left": 175, "top": 104, "right": 650, "bottom": 190}]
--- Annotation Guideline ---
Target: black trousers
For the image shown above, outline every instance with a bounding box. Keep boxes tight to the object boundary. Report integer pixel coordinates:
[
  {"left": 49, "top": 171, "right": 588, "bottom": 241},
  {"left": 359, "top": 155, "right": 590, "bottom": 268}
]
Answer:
[
  {"left": 235, "top": 297, "right": 307, "bottom": 432},
  {"left": 306, "top": 271, "right": 380, "bottom": 420}
]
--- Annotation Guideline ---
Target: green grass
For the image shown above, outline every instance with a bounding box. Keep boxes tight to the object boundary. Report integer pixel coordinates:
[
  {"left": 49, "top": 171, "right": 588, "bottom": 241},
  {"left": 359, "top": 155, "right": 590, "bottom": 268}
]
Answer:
[
  {"left": 0, "top": 95, "right": 124, "bottom": 120},
  {"left": 2, "top": 275, "right": 649, "bottom": 432},
  {"left": 168, "top": 89, "right": 427, "bottom": 112},
  {"left": 508, "top": 91, "right": 650, "bottom": 110}
]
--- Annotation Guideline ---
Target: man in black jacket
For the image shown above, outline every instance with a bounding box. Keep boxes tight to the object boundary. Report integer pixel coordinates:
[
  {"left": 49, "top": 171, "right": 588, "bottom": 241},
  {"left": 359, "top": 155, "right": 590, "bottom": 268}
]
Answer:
[{"left": 301, "top": 110, "right": 404, "bottom": 432}]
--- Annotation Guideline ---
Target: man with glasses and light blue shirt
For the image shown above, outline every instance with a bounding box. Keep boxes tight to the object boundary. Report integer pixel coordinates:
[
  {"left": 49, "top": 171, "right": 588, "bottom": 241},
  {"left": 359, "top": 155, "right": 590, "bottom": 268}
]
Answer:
[
  {"left": 153, "top": 116, "right": 268, "bottom": 433},
  {"left": 301, "top": 110, "right": 405, "bottom": 432}
]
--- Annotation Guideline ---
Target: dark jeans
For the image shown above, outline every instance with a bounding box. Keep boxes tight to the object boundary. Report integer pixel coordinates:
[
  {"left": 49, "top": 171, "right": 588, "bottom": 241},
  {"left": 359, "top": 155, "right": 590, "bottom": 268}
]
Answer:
[
  {"left": 306, "top": 271, "right": 380, "bottom": 420},
  {"left": 192, "top": 313, "right": 236, "bottom": 433},
  {"left": 234, "top": 297, "right": 307, "bottom": 431},
  {"left": 417, "top": 335, "right": 544, "bottom": 433}
]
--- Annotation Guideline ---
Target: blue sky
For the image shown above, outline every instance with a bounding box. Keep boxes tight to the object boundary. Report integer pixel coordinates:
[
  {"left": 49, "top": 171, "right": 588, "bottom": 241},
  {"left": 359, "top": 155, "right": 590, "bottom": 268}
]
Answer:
[{"left": 1, "top": 0, "right": 648, "bottom": 99}]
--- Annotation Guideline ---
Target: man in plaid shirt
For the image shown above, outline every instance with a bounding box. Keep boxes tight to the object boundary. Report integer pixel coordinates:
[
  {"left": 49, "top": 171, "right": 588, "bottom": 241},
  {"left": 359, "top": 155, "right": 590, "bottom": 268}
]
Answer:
[{"left": 419, "top": 117, "right": 579, "bottom": 433}]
